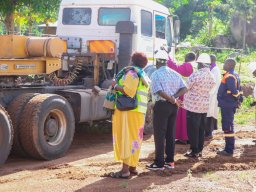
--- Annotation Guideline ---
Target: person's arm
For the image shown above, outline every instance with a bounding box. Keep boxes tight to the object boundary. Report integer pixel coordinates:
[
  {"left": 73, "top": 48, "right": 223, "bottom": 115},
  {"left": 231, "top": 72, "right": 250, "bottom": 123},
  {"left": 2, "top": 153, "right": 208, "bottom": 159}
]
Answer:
[
  {"left": 173, "top": 87, "right": 188, "bottom": 98},
  {"left": 112, "top": 71, "right": 139, "bottom": 97},
  {"left": 226, "top": 76, "right": 239, "bottom": 96},
  {"left": 157, "top": 91, "right": 176, "bottom": 104},
  {"left": 167, "top": 59, "right": 193, "bottom": 77},
  {"left": 113, "top": 83, "right": 125, "bottom": 94}
]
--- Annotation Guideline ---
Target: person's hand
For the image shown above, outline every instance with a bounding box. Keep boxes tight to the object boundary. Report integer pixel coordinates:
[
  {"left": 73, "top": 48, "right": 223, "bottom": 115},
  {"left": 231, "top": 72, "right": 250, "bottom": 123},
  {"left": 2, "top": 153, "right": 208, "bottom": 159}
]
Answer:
[
  {"left": 237, "top": 101, "right": 242, "bottom": 109},
  {"left": 176, "top": 99, "right": 183, "bottom": 108},
  {"left": 111, "top": 80, "right": 117, "bottom": 88}
]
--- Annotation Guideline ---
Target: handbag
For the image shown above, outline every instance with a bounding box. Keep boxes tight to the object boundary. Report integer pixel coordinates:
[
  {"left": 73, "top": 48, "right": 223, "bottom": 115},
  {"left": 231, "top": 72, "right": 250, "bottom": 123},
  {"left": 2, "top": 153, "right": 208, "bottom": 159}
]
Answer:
[
  {"left": 110, "top": 66, "right": 145, "bottom": 111},
  {"left": 116, "top": 94, "right": 138, "bottom": 111},
  {"left": 103, "top": 88, "right": 116, "bottom": 111}
]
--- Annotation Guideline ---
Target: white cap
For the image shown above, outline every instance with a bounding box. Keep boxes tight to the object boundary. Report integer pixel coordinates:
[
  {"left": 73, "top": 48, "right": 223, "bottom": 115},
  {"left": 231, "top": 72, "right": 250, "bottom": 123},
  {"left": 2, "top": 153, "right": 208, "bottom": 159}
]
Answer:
[
  {"left": 196, "top": 53, "right": 211, "bottom": 64},
  {"left": 155, "top": 50, "right": 169, "bottom": 60}
]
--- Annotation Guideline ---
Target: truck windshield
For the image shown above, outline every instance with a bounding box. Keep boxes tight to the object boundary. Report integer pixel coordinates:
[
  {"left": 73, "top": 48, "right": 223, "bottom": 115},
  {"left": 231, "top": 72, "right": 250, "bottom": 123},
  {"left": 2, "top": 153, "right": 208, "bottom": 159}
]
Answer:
[
  {"left": 62, "top": 8, "right": 92, "bottom": 25},
  {"left": 98, "top": 8, "right": 130, "bottom": 26}
]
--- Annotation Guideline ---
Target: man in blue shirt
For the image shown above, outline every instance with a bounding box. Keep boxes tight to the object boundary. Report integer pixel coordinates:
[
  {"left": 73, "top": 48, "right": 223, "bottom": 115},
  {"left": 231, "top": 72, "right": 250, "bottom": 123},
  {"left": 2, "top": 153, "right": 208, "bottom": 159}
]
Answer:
[
  {"left": 146, "top": 51, "right": 187, "bottom": 170},
  {"left": 217, "top": 59, "right": 243, "bottom": 156}
]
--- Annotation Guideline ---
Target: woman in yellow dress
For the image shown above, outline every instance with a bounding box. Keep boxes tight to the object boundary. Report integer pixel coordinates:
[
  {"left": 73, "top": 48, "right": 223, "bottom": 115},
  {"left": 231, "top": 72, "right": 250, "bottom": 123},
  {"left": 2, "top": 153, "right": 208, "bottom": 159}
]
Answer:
[{"left": 109, "top": 52, "right": 150, "bottom": 178}]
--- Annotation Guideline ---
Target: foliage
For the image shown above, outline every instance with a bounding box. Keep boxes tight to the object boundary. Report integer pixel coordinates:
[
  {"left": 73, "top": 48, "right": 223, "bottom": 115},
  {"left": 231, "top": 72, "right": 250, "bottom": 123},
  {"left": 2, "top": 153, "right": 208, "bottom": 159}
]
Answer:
[
  {"left": 0, "top": 0, "right": 61, "bottom": 33},
  {"left": 155, "top": 0, "right": 256, "bottom": 48}
]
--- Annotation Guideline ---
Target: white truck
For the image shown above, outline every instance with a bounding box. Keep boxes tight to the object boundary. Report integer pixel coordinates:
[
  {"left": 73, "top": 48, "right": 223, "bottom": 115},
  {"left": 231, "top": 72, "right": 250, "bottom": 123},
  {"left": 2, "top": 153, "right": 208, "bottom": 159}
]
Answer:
[
  {"left": 0, "top": 0, "right": 180, "bottom": 165},
  {"left": 57, "top": 0, "right": 180, "bottom": 75}
]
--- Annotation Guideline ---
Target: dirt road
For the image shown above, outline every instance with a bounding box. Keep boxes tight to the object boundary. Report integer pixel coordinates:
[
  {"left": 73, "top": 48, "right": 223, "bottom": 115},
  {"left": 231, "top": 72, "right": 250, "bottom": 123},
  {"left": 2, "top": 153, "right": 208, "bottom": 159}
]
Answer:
[{"left": 0, "top": 124, "right": 256, "bottom": 192}]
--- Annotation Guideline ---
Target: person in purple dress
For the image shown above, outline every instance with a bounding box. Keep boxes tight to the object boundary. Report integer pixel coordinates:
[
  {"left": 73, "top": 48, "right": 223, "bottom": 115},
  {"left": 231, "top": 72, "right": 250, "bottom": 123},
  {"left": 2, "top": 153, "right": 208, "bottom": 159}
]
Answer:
[{"left": 167, "top": 52, "right": 196, "bottom": 144}]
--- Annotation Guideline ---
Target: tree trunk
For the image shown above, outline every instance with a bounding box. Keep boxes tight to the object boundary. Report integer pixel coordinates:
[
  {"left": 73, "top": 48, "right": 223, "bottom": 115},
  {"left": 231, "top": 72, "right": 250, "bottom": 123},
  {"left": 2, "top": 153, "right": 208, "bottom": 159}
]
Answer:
[
  {"left": 4, "top": 12, "right": 15, "bottom": 34},
  {"left": 208, "top": 6, "right": 213, "bottom": 38},
  {"left": 242, "top": 13, "right": 247, "bottom": 50}
]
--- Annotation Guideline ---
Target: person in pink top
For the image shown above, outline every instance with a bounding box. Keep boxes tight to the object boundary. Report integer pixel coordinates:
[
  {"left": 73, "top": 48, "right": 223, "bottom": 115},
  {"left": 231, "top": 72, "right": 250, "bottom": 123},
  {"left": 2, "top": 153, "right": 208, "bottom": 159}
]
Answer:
[{"left": 167, "top": 52, "right": 196, "bottom": 144}]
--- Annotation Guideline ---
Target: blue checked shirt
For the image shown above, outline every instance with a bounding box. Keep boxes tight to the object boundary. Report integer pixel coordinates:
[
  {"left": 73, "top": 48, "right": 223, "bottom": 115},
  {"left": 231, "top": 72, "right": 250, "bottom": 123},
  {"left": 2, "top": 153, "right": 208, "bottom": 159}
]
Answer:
[{"left": 150, "top": 66, "right": 186, "bottom": 102}]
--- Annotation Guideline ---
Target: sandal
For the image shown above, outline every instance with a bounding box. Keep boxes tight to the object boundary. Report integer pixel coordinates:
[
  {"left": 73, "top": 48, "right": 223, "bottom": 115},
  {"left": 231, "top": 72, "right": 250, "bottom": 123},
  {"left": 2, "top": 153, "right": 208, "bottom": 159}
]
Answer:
[{"left": 105, "top": 171, "right": 130, "bottom": 179}]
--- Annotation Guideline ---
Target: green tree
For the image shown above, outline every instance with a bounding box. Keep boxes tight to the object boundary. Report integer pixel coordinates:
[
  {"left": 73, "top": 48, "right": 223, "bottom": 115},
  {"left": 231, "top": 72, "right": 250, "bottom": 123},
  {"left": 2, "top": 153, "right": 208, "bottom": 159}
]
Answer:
[
  {"left": 0, "top": 0, "right": 60, "bottom": 33},
  {"left": 155, "top": 0, "right": 233, "bottom": 43}
]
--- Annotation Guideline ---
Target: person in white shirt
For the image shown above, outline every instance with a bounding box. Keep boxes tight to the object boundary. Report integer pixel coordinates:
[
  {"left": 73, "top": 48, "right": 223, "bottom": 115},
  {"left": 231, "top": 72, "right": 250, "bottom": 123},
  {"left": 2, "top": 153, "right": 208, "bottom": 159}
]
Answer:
[{"left": 205, "top": 55, "right": 221, "bottom": 140}]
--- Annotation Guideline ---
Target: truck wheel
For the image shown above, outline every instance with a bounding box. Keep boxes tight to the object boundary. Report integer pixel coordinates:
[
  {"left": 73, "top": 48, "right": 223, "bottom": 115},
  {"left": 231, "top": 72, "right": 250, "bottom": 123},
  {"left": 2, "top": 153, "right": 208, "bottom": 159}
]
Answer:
[
  {"left": 20, "top": 94, "right": 75, "bottom": 160},
  {"left": 7, "top": 93, "right": 38, "bottom": 157},
  {"left": 0, "top": 105, "right": 13, "bottom": 165}
]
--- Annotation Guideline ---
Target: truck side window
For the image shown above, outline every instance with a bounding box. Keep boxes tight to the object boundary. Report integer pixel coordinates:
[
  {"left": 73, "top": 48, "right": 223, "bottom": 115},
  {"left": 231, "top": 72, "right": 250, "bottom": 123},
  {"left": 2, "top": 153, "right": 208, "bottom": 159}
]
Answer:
[
  {"left": 155, "top": 15, "right": 166, "bottom": 39},
  {"left": 98, "top": 8, "right": 130, "bottom": 26},
  {"left": 166, "top": 18, "right": 172, "bottom": 47},
  {"left": 62, "top": 8, "right": 92, "bottom": 25},
  {"left": 141, "top": 10, "right": 152, "bottom": 37}
]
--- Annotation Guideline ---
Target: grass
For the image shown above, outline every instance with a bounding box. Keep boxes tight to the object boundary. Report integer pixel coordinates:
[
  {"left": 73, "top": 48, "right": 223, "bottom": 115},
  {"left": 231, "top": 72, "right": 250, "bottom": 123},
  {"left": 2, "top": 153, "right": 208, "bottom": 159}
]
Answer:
[{"left": 234, "top": 96, "right": 256, "bottom": 125}]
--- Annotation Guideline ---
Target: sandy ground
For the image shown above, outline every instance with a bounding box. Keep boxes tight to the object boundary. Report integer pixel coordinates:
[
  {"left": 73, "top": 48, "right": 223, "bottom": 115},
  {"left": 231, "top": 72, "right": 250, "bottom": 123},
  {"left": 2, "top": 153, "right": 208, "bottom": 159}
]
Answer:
[{"left": 0, "top": 123, "right": 256, "bottom": 192}]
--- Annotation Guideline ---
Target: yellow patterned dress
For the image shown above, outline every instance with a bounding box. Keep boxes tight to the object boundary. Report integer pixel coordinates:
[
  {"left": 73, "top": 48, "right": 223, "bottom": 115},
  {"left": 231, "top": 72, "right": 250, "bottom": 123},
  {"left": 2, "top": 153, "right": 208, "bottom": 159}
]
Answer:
[{"left": 112, "top": 71, "right": 145, "bottom": 167}]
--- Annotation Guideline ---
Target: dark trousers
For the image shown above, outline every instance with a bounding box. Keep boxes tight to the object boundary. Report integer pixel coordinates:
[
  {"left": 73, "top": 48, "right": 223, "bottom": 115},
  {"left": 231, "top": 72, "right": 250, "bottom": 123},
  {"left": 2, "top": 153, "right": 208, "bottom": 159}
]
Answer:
[
  {"left": 187, "top": 111, "right": 207, "bottom": 153},
  {"left": 205, "top": 117, "right": 218, "bottom": 137},
  {"left": 221, "top": 107, "right": 236, "bottom": 153},
  {"left": 153, "top": 101, "right": 177, "bottom": 167}
]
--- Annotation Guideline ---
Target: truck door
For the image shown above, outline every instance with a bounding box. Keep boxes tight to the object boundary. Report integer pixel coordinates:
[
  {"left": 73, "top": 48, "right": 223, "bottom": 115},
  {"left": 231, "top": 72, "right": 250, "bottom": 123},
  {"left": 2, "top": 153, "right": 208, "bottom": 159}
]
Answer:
[
  {"left": 153, "top": 12, "right": 168, "bottom": 62},
  {"left": 139, "top": 10, "right": 154, "bottom": 65}
]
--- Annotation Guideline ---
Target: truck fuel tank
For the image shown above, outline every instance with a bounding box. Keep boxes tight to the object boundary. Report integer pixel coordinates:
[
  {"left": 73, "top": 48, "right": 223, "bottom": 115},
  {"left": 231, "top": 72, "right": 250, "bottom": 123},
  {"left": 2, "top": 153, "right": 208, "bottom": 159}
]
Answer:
[{"left": 57, "top": 88, "right": 110, "bottom": 123}]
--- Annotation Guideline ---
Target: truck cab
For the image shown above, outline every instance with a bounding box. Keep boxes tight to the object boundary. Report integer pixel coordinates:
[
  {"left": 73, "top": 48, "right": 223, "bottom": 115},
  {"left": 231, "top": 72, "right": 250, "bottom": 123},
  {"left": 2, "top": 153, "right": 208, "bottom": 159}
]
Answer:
[{"left": 57, "top": 0, "right": 178, "bottom": 70}]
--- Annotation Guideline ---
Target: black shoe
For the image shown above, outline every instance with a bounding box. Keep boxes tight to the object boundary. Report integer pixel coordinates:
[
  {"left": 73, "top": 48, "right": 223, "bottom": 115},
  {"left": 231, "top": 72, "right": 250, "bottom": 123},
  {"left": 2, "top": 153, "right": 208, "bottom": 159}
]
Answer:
[
  {"left": 184, "top": 151, "right": 199, "bottom": 158},
  {"left": 217, "top": 150, "right": 233, "bottom": 156},
  {"left": 146, "top": 163, "right": 165, "bottom": 170}
]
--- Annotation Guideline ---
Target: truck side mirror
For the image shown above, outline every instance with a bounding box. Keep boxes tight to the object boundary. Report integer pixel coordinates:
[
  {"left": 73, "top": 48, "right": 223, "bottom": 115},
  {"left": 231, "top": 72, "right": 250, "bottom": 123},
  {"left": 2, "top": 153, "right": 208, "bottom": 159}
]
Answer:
[{"left": 173, "top": 19, "right": 180, "bottom": 44}]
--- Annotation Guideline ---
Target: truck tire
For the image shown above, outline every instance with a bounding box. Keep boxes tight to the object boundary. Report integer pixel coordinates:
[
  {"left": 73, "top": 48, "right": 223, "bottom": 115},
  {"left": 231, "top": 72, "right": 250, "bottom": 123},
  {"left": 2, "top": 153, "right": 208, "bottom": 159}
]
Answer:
[
  {"left": 19, "top": 94, "right": 75, "bottom": 160},
  {"left": 0, "top": 105, "right": 13, "bottom": 165},
  {"left": 7, "top": 93, "right": 38, "bottom": 157}
]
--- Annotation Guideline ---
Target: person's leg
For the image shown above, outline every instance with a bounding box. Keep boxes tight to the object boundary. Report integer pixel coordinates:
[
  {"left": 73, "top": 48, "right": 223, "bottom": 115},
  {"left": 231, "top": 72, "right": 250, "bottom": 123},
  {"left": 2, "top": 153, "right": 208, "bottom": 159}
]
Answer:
[
  {"left": 153, "top": 101, "right": 170, "bottom": 167},
  {"left": 198, "top": 113, "right": 207, "bottom": 153},
  {"left": 122, "top": 163, "right": 129, "bottom": 174},
  {"left": 224, "top": 108, "right": 235, "bottom": 153},
  {"left": 108, "top": 163, "right": 130, "bottom": 178},
  {"left": 213, "top": 118, "right": 218, "bottom": 130},
  {"left": 220, "top": 107, "right": 235, "bottom": 154},
  {"left": 186, "top": 111, "right": 200, "bottom": 154},
  {"left": 165, "top": 104, "right": 178, "bottom": 163},
  {"left": 176, "top": 108, "right": 189, "bottom": 144},
  {"left": 205, "top": 117, "right": 212, "bottom": 138}
]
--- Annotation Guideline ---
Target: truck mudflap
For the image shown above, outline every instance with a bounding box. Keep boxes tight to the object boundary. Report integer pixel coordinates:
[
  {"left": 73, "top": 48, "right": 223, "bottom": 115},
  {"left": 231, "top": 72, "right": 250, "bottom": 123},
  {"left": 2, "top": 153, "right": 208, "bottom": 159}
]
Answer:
[{"left": 57, "top": 89, "right": 111, "bottom": 123}]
